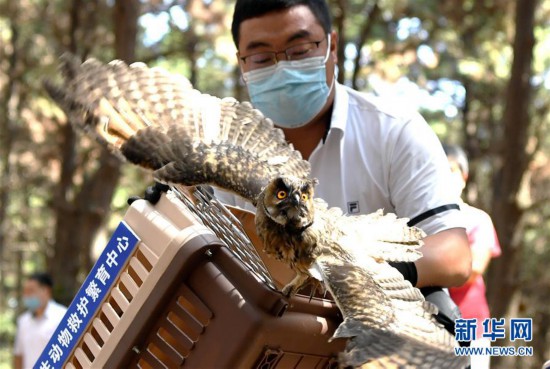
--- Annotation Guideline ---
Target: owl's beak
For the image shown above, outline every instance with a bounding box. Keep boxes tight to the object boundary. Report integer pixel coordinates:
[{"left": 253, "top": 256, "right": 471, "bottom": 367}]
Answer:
[{"left": 290, "top": 193, "right": 301, "bottom": 205}]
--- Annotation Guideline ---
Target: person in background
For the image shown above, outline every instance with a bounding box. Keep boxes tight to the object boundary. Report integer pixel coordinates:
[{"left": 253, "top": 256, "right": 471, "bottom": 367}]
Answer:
[
  {"left": 13, "top": 272, "right": 67, "bottom": 369},
  {"left": 444, "top": 144, "right": 502, "bottom": 369}
]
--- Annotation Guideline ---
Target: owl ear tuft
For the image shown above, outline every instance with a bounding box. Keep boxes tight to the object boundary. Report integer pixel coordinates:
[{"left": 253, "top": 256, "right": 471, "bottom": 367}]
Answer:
[{"left": 310, "top": 178, "right": 319, "bottom": 187}]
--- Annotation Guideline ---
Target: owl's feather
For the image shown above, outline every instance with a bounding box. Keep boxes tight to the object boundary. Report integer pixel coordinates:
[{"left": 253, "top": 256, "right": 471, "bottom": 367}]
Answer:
[
  {"left": 44, "top": 55, "right": 467, "bottom": 369},
  {"left": 44, "top": 54, "right": 309, "bottom": 203},
  {"left": 315, "top": 256, "right": 464, "bottom": 368}
]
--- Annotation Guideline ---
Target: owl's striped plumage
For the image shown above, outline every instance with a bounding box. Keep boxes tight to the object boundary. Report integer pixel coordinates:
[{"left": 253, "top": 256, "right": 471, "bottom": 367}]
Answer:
[
  {"left": 45, "top": 54, "right": 308, "bottom": 203},
  {"left": 44, "top": 54, "right": 468, "bottom": 369}
]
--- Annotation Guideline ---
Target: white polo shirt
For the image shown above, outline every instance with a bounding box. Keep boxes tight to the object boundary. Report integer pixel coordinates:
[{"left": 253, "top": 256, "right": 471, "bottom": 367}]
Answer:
[
  {"left": 215, "top": 83, "right": 464, "bottom": 235},
  {"left": 14, "top": 300, "right": 67, "bottom": 369}
]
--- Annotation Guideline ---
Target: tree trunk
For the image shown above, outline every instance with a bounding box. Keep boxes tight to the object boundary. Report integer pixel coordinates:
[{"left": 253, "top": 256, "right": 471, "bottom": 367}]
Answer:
[
  {"left": 114, "top": 0, "right": 139, "bottom": 64},
  {"left": 351, "top": 2, "right": 379, "bottom": 90},
  {"left": 49, "top": 0, "right": 139, "bottom": 305},
  {"left": 533, "top": 309, "right": 550, "bottom": 365},
  {"left": 332, "top": 0, "right": 347, "bottom": 84},
  {"left": 486, "top": 0, "right": 536, "bottom": 319},
  {"left": 0, "top": 1, "right": 20, "bottom": 309}
]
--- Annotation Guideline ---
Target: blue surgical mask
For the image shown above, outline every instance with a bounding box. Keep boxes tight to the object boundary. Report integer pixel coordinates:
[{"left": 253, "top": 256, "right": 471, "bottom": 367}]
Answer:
[
  {"left": 243, "top": 35, "right": 335, "bottom": 129},
  {"left": 23, "top": 296, "right": 42, "bottom": 313}
]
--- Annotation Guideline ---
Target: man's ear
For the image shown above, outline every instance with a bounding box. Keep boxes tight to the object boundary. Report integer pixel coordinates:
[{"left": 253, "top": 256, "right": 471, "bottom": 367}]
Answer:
[
  {"left": 236, "top": 51, "right": 248, "bottom": 85},
  {"left": 42, "top": 286, "right": 53, "bottom": 300},
  {"left": 329, "top": 30, "right": 338, "bottom": 63},
  {"left": 236, "top": 51, "right": 245, "bottom": 70}
]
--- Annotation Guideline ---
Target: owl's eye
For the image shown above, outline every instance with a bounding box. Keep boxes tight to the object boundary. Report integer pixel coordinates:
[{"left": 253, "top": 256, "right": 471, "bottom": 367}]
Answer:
[
  {"left": 301, "top": 193, "right": 309, "bottom": 201},
  {"left": 276, "top": 190, "right": 287, "bottom": 199}
]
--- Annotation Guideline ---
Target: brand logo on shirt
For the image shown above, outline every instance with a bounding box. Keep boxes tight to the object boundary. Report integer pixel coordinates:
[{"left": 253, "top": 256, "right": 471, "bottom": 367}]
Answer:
[{"left": 348, "top": 201, "right": 360, "bottom": 214}]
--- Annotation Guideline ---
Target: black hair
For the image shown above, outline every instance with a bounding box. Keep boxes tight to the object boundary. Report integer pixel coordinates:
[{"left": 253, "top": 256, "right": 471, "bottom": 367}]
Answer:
[
  {"left": 442, "top": 144, "right": 469, "bottom": 176},
  {"left": 29, "top": 272, "right": 54, "bottom": 289},
  {"left": 231, "top": 0, "right": 332, "bottom": 47}
]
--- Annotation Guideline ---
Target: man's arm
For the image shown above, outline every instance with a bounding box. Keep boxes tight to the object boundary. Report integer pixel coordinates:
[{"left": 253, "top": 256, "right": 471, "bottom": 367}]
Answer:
[
  {"left": 14, "top": 354, "right": 22, "bottom": 369},
  {"left": 13, "top": 317, "right": 23, "bottom": 369},
  {"left": 463, "top": 210, "right": 499, "bottom": 285},
  {"left": 464, "top": 245, "right": 491, "bottom": 284},
  {"left": 415, "top": 227, "right": 471, "bottom": 288}
]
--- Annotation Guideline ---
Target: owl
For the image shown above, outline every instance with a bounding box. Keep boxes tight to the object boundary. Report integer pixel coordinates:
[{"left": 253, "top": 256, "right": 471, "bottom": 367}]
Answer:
[
  {"left": 255, "top": 176, "right": 321, "bottom": 296},
  {"left": 44, "top": 54, "right": 468, "bottom": 369}
]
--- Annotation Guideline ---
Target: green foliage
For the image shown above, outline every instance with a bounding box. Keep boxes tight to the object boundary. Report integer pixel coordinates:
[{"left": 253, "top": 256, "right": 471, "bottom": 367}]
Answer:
[
  {"left": 0, "top": 309, "right": 15, "bottom": 369},
  {"left": 0, "top": 0, "right": 549, "bottom": 367}
]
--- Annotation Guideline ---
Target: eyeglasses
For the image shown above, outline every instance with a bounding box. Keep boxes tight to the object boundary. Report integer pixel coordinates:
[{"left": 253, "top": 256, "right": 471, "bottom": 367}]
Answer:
[{"left": 239, "top": 37, "right": 327, "bottom": 71}]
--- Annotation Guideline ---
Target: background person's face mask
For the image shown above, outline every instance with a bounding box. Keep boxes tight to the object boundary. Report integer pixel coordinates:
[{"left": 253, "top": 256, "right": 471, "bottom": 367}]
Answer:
[
  {"left": 243, "top": 35, "right": 335, "bottom": 129},
  {"left": 23, "top": 295, "right": 42, "bottom": 313}
]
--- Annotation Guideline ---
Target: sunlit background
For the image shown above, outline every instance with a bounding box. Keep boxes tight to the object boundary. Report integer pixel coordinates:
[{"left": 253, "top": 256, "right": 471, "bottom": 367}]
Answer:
[{"left": 0, "top": 0, "right": 549, "bottom": 368}]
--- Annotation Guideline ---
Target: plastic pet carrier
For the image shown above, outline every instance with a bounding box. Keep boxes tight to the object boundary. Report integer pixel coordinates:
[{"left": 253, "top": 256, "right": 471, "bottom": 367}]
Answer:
[{"left": 34, "top": 187, "right": 345, "bottom": 369}]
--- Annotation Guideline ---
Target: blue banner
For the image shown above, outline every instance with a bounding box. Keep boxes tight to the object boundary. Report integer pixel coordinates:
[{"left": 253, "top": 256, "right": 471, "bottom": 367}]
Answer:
[{"left": 33, "top": 221, "right": 140, "bottom": 369}]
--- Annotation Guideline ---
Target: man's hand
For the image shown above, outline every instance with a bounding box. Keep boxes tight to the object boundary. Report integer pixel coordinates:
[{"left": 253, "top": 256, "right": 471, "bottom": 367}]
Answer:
[{"left": 421, "top": 286, "right": 466, "bottom": 341}]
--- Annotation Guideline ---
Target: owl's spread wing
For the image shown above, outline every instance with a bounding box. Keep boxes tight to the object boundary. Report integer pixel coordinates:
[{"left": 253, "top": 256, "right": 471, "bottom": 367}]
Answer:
[
  {"left": 310, "top": 203, "right": 468, "bottom": 368},
  {"left": 314, "top": 199, "right": 425, "bottom": 263},
  {"left": 314, "top": 255, "right": 466, "bottom": 369},
  {"left": 44, "top": 54, "right": 310, "bottom": 202}
]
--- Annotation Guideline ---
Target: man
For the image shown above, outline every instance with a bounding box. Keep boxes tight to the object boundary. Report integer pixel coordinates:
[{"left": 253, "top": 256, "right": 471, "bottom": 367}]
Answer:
[
  {"left": 445, "top": 144, "right": 501, "bottom": 368},
  {"left": 14, "top": 273, "right": 67, "bottom": 369},
  {"left": 222, "top": 0, "right": 471, "bottom": 290}
]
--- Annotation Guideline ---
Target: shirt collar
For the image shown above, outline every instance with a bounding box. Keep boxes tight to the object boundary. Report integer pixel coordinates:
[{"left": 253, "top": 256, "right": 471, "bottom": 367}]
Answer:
[
  {"left": 40, "top": 300, "right": 54, "bottom": 319},
  {"left": 328, "top": 82, "right": 349, "bottom": 136}
]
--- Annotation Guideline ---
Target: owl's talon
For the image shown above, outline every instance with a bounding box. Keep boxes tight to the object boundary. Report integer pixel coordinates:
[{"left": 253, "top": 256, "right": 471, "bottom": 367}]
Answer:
[
  {"left": 281, "top": 283, "right": 297, "bottom": 298},
  {"left": 313, "top": 279, "right": 326, "bottom": 296},
  {"left": 282, "top": 275, "right": 325, "bottom": 300},
  {"left": 282, "top": 274, "right": 308, "bottom": 298},
  {"left": 306, "top": 278, "right": 326, "bottom": 301}
]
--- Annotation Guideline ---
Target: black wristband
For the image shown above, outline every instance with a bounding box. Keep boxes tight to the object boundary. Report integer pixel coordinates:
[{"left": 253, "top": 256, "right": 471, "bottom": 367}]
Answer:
[{"left": 388, "top": 261, "right": 418, "bottom": 286}]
